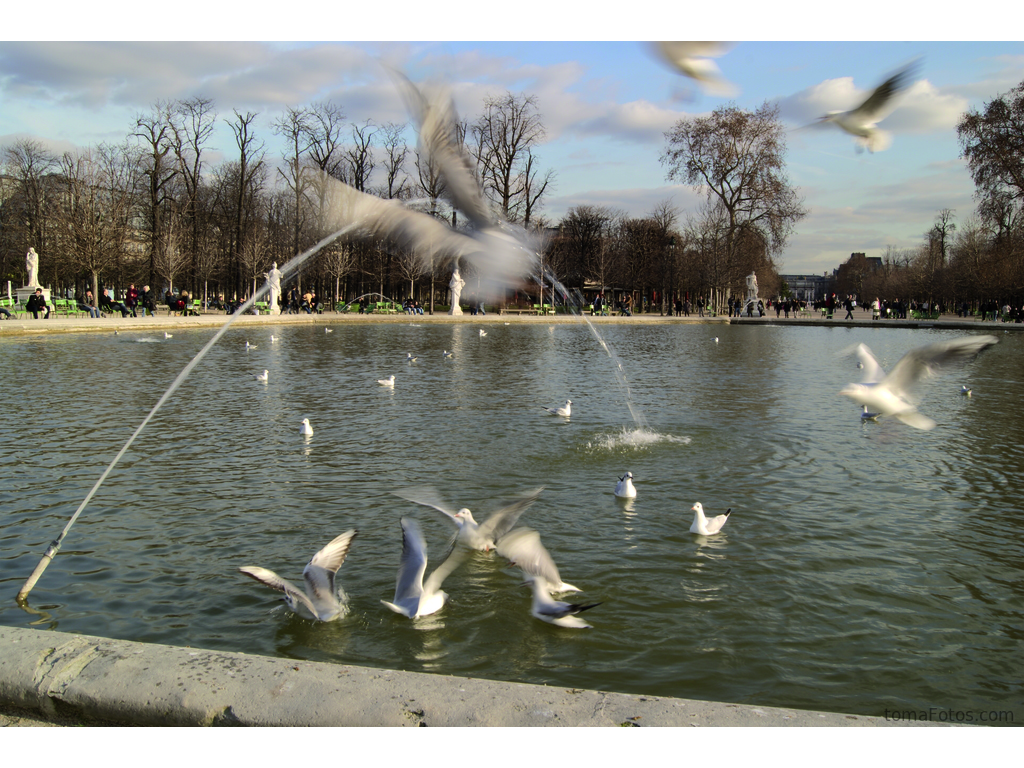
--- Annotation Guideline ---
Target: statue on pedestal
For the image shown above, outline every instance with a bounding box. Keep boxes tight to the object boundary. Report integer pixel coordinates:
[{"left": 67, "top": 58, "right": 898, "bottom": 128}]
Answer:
[
  {"left": 264, "top": 262, "right": 283, "bottom": 315},
  {"left": 25, "top": 248, "right": 40, "bottom": 287},
  {"left": 744, "top": 272, "right": 760, "bottom": 317},
  {"left": 448, "top": 265, "right": 465, "bottom": 316}
]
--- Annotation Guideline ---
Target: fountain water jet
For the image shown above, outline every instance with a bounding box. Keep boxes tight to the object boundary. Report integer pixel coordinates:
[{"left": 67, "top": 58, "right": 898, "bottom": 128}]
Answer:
[{"left": 16, "top": 223, "right": 360, "bottom": 604}]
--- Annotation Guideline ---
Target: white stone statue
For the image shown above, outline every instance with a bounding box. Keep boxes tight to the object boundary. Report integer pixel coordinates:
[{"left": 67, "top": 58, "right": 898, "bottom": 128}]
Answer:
[
  {"left": 26, "top": 248, "right": 40, "bottom": 287},
  {"left": 264, "top": 261, "right": 282, "bottom": 315},
  {"left": 746, "top": 272, "right": 758, "bottom": 298},
  {"left": 448, "top": 265, "right": 465, "bottom": 316}
]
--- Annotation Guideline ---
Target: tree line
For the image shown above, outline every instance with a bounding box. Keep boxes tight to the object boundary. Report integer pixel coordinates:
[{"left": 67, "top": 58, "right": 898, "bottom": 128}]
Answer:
[{"left": 3, "top": 79, "right": 1021, "bottom": 314}]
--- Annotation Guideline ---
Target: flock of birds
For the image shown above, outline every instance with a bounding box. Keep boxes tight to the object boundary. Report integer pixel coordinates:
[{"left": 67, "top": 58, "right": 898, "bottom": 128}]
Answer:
[
  {"left": 653, "top": 41, "right": 921, "bottom": 153},
  {"left": 237, "top": 333, "right": 749, "bottom": 629},
  {"left": 235, "top": 329, "right": 998, "bottom": 630},
  {"left": 229, "top": 60, "right": 998, "bottom": 634}
]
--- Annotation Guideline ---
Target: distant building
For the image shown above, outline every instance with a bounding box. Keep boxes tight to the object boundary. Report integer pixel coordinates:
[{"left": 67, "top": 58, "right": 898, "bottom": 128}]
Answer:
[{"left": 779, "top": 273, "right": 833, "bottom": 303}]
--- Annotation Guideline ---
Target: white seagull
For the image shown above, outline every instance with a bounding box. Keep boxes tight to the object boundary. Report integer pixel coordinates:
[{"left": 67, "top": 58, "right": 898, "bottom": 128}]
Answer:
[
  {"left": 614, "top": 472, "right": 637, "bottom": 499},
  {"left": 839, "top": 337, "right": 998, "bottom": 430},
  {"left": 860, "top": 405, "right": 880, "bottom": 421},
  {"left": 381, "top": 517, "right": 468, "bottom": 619},
  {"left": 164, "top": 332, "right": 173, "bottom": 339},
  {"left": 300, "top": 418, "right": 314, "bottom": 437},
  {"left": 543, "top": 399, "right": 572, "bottom": 418},
  {"left": 651, "top": 42, "right": 737, "bottom": 97},
  {"left": 960, "top": 385, "right": 972, "bottom": 397},
  {"left": 238, "top": 530, "right": 357, "bottom": 622},
  {"left": 378, "top": 374, "right": 395, "bottom": 388},
  {"left": 393, "top": 485, "right": 544, "bottom": 552},
  {"left": 443, "top": 350, "right": 453, "bottom": 358},
  {"left": 479, "top": 329, "right": 487, "bottom": 337},
  {"left": 814, "top": 59, "right": 920, "bottom": 153},
  {"left": 325, "top": 327, "right": 333, "bottom": 333},
  {"left": 713, "top": 337, "right": 719, "bottom": 343},
  {"left": 271, "top": 335, "right": 278, "bottom": 343},
  {"left": 690, "top": 502, "right": 731, "bottom": 536},
  {"left": 497, "top": 527, "right": 597, "bottom": 627},
  {"left": 407, "top": 353, "right": 418, "bottom": 362},
  {"left": 246, "top": 341, "right": 257, "bottom": 350},
  {"left": 256, "top": 369, "right": 269, "bottom": 382}
]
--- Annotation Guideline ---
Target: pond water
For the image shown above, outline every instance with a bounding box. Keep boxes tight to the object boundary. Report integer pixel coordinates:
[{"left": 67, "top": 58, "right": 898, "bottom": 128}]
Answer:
[{"left": 1, "top": 320, "right": 1020, "bottom": 723}]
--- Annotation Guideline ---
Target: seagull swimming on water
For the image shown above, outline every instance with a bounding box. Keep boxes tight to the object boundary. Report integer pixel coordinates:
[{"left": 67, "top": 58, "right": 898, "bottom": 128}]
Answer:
[
  {"left": 479, "top": 329, "right": 487, "bottom": 337},
  {"left": 392, "top": 485, "right": 544, "bottom": 552},
  {"left": 300, "top": 418, "right": 313, "bottom": 436},
  {"left": 960, "top": 385, "right": 972, "bottom": 397},
  {"left": 443, "top": 350, "right": 453, "bottom": 358},
  {"left": 325, "top": 327, "right": 333, "bottom": 333},
  {"left": 381, "top": 517, "right": 468, "bottom": 619},
  {"left": 164, "top": 332, "right": 173, "bottom": 339},
  {"left": 239, "top": 530, "right": 357, "bottom": 622},
  {"left": 840, "top": 336, "right": 998, "bottom": 430},
  {"left": 378, "top": 374, "right": 395, "bottom": 388},
  {"left": 690, "top": 502, "right": 731, "bottom": 536},
  {"left": 256, "top": 369, "right": 269, "bottom": 382},
  {"left": 543, "top": 399, "right": 572, "bottom": 418},
  {"left": 614, "top": 472, "right": 637, "bottom": 498},
  {"left": 407, "top": 353, "right": 418, "bottom": 362},
  {"left": 813, "top": 59, "right": 921, "bottom": 153},
  {"left": 497, "top": 527, "right": 597, "bottom": 626},
  {"left": 246, "top": 341, "right": 257, "bottom": 350},
  {"left": 860, "top": 405, "right": 880, "bottom": 421}
]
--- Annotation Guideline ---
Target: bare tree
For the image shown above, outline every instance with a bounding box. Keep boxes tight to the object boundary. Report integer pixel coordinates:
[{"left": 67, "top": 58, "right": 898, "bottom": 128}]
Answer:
[
  {"left": 379, "top": 122, "right": 410, "bottom": 200},
  {"left": 346, "top": 120, "right": 376, "bottom": 192},
  {"left": 3, "top": 138, "right": 58, "bottom": 281},
  {"left": 53, "top": 143, "right": 140, "bottom": 302},
  {"left": 225, "top": 110, "right": 267, "bottom": 298},
  {"left": 471, "top": 91, "right": 552, "bottom": 224},
  {"left": 661, "top": 101, "right": 806, "bottom": 285},
  {"left": 272, "top": 106, "right": 314, "bottom": 269},
  {"left": 169, "top": 96, "right": 217, "bottom": 294},
  {"left": 135, "top": 102, "right": 180, "bottom": 287}
]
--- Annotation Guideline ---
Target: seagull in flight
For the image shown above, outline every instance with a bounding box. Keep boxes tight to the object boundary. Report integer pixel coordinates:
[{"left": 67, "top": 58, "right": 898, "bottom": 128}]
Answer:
[
  {"left": 839, "top": 336, "right": 998, "bottom": 429},
  {"left": 614, "top": 472, "right": 637, "bottom": 499},
  {"left": 543, "top": 399, "right": 572, "bottom": 418},
  {"left": 238, "top": 530, "right": 357, "bottom": 622},
  {"left": 392, "top": 485, "right": 544, "bottom": 552},
  {"left": 378, "top": 374, "right": 395, "bottom": 388},
  {"left": 650, "top": 42, "right": 737, "bottom": 97},
  {"left": 256, "top": 369, "right": 269, "bottom": 382},
  {"left": 300, "top": 418, "right": 313, "bottom": 436},
  {"left": 381, "top": 517, "right": 468, "bottom": 619},
  {"left": 814, "top": 59, "right": 920, "bottom": 153},
  {"left": 497, "top": 527, "right": 597, "bottom": 627},
  {"left": 690, "top": 502, "right": 731, "bottom": 536}
]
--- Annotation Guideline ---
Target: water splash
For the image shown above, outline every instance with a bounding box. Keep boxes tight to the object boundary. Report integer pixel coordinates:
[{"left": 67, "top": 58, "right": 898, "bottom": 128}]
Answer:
[{"left": 586, "top": 426, "right": 692, "bottom": 452}]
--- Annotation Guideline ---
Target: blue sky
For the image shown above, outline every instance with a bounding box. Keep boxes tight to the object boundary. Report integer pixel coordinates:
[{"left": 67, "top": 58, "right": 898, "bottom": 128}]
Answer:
[{"left": 2, "top": 4, "right": 1020, "bottom": 275}]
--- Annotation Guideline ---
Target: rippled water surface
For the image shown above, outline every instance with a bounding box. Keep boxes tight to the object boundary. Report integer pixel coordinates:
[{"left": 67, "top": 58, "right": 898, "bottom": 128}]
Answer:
[{"left": 2, "top": 321, "right": 1021, "bottom": 722}]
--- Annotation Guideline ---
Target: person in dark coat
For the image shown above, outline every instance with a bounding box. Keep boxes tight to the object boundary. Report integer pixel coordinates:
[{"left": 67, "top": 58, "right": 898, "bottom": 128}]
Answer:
[{"left": 27, "top": 288, "right": 50, "bottom": 319}]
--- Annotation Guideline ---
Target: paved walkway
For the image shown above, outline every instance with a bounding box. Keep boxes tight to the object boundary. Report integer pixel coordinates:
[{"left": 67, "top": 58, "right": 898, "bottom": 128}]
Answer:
[{"left": 1, "top": 307, "right": 1017, "bottom": 338}]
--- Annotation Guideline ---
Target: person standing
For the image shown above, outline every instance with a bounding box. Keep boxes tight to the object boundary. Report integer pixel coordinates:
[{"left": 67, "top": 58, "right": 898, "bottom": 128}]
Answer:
[{"left": 125, "top": 284, "right": 140, "bottom": 317}]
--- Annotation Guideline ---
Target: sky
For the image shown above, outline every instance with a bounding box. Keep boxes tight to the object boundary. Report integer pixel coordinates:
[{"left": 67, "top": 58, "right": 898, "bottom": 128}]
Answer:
[{"left": 1, "top": 4, "right": 1021, "bottom": 277}]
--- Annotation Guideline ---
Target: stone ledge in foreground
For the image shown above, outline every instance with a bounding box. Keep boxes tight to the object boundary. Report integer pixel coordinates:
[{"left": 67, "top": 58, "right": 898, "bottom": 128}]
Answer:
[{"left": 0, "top": 626, "right": 935, "bottom": 726}]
